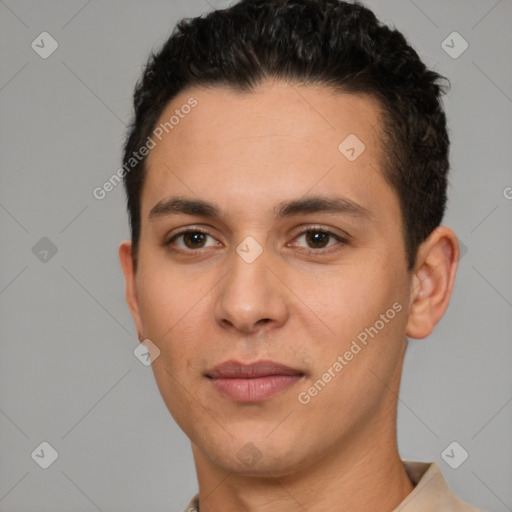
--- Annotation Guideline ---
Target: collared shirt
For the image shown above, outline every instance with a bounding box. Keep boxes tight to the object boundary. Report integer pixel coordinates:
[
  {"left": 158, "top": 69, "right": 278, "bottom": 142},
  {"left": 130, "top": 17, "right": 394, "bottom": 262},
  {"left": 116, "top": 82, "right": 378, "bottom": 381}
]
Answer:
[{"left": 182, "top": 461, "right": 483, "bottom": 512}]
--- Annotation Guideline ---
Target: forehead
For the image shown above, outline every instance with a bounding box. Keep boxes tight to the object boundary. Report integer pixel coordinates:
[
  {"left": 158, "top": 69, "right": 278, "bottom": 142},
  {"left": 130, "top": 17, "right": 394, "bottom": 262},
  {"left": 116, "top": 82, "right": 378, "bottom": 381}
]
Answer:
[{"left": 141, "top": 80, "right": 392, "bottom": 222}]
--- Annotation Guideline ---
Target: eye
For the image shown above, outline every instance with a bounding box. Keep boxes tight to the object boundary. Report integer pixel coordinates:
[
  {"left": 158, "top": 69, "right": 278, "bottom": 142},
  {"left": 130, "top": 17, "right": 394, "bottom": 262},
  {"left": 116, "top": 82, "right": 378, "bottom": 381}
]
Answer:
[
  {"left": 165, "top": 230, "right": 221, "bottom": 251},
  {"left": 290, "top": 227, "right": 347, "bottom": 254},
  {"left": 164, "top": 226, "right": 347, "bottom": 256}
]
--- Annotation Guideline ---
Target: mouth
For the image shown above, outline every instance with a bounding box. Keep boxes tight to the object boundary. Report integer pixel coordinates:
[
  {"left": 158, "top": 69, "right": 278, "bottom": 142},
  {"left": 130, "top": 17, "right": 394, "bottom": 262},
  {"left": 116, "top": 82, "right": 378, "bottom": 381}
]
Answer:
[{"left": 205, "top": 360, "right": 306, "bottom": 403}]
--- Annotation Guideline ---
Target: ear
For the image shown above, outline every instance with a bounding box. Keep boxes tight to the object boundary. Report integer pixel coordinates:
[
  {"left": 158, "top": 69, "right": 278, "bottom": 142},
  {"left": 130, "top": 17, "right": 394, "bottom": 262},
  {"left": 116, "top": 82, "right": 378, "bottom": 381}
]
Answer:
[
  {"left": 119, "top": 240, "right": 144, "bottom": 340},
  {"left": 406, "top": 227, "right": 459, "bottom": 340}
]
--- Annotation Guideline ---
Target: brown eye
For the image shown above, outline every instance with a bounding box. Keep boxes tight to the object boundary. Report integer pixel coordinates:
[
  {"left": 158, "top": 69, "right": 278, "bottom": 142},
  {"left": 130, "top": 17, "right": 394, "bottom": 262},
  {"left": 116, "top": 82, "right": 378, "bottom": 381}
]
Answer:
[
  {"left": 182, "top": 232, "right": 207, "bottom": 248},
  {"left": 290, "top": 227, "right": 348, "bottom": 255},
  {"left": 166, "top": 230, "right": 220, "bottom": 251},
  {"left": 305, "top": 231, "right": 331, "bottom": 249}
]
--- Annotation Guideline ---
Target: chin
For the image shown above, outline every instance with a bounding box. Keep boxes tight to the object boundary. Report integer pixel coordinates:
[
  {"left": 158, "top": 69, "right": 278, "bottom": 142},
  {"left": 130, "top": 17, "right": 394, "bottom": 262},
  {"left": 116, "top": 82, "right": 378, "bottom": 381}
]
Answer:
[{"left": 197, "top": 434, "right": 313, "bottom": 478}]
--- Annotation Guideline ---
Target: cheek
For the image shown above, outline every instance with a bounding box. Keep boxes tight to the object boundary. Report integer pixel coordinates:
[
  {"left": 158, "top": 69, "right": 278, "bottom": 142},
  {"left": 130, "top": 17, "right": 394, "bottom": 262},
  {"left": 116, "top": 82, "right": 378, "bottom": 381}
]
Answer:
[
  {"left": 136, "top": 258, "right": 206, "bottom": 340},
  {"left": 138, "top": 277, "right": 209, "bottom": 424},
  {"left": 293, "top": 262, "right": 404, "bottom": 339},
  {"left": 137, "top": 269, "right": 214, "bottom": 374},
  {"left": 291, "top": 260, "right": 410, "bottom": 399},
  {"left": 293, "top": 282, "right": 408, "bottom": 433}
]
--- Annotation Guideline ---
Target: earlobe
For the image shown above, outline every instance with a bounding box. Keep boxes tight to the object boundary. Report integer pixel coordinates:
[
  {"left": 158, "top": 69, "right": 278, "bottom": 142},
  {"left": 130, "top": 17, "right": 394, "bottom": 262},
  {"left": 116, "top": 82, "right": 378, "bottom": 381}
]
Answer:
[
  {"left": 405, "top": 227, "right": 459, "bottom": 340},
  {"left": 119, "top": 240, "right": 144, "bottom": 339}
]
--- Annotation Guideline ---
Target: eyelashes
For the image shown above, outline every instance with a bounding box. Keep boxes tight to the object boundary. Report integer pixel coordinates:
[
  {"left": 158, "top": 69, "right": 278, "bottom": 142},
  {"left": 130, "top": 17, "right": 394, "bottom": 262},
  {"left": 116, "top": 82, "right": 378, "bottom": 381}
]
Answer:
[
  {"left": 166, "top": 229, "right": 220, "bottom": 251},
  {"left": 164, "top": 225, "right": 349, "bottom": 256}
]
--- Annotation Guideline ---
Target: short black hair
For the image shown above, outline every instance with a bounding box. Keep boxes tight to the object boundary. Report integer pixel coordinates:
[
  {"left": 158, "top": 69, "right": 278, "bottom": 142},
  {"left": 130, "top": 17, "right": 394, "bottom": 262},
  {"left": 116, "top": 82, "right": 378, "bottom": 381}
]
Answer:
[{"left": 122, "top": 0, "right": 450, "bottom": 271}]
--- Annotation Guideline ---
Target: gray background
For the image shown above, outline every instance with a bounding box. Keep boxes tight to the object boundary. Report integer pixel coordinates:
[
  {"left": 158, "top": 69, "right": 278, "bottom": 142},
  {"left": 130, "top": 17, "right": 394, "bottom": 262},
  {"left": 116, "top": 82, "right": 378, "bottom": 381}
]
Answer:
[{"left": 0, "top": 0, "right": 511, "bottom": 511}]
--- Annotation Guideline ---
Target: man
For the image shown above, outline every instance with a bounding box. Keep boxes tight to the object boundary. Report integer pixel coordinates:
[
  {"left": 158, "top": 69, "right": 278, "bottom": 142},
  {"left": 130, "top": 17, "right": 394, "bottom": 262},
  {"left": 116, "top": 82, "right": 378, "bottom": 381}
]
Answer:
[{"left": 119, "top": 0, "right": 482, "bottom": 510}]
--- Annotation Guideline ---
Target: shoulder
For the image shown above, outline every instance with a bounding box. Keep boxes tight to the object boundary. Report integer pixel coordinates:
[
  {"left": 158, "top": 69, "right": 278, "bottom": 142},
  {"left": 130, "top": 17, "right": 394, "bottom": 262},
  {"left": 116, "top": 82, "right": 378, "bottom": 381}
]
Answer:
[
  {"left": 182, "top": 493, "right": 199, "bottom": 512},
  {"left": 395, "top": 461, "right": 484, "bottom": 512}
]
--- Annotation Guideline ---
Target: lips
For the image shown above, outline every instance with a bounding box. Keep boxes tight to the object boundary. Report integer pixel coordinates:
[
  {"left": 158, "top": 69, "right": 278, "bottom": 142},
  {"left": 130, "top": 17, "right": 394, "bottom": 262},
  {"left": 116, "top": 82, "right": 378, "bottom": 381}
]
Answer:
[{"left": 206, "top": 360, "right": 305, "bottom": 402}]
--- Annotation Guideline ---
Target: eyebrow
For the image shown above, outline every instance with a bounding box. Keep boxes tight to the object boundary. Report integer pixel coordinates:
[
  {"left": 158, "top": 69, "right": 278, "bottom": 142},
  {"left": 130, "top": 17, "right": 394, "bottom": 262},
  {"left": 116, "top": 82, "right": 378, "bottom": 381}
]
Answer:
[{"left": 148, "top": 195, "right": 372, "bottom": 221}]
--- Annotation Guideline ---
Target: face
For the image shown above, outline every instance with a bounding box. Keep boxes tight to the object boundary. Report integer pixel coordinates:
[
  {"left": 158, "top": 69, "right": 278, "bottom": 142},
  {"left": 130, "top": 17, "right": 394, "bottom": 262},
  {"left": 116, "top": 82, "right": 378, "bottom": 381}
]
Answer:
[{"left": 121, "top": 81, "right": 420, "bottom": 477}]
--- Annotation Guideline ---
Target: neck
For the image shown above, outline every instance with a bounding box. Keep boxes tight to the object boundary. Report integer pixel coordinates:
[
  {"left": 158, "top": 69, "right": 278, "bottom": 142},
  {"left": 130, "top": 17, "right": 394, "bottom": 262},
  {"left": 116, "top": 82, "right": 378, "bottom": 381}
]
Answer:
[
  {"left": 191, "top": 343, "right": 415, "bottom": 512},
  {"left": 192, "top": 413, "right": 414, "bottom": 512}
]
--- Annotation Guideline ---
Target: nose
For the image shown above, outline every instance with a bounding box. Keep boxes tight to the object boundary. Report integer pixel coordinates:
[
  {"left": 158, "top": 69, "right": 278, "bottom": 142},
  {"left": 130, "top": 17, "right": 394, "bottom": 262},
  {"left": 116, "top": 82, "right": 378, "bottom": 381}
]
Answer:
[{"left": 214, "top": 247, "right": 289, "bottom": 335}]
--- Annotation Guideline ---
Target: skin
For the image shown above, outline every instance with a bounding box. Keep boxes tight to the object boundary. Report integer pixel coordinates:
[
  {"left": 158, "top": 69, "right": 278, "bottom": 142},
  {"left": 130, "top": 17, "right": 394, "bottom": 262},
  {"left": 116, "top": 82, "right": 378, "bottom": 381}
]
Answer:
[{"left": 119, "top": 80, "right": 459, "bottom": 512}]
